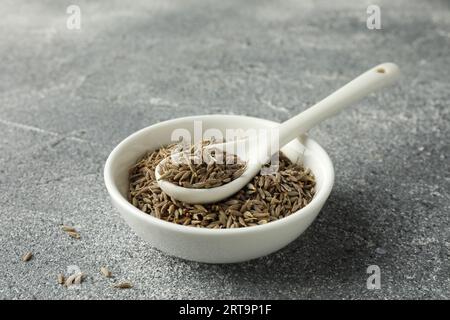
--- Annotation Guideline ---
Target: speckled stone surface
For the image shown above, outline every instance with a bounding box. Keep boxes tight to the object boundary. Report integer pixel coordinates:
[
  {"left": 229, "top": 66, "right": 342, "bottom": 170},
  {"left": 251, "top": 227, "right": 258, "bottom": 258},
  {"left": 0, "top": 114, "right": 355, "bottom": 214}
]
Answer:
[{"left": 0, "top": 0, "right": 449, "bottom": 299}]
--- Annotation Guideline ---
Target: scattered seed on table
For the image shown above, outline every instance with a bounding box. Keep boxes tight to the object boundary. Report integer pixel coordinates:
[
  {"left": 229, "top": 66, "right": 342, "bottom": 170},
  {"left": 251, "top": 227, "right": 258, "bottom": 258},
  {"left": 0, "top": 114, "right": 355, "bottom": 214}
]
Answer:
[
  {"left": 100, "top": 267, "right": 112, "bottom": 278},
  {"left": 67, "top": 231, "right": 81, "bottom": 239},
  {"left": 61, "top": 225, "right": 81, "bottom": 239},
  {"left": 114, "top": 282, "right": 133, "bottom": 289},
  {"left": 64, "top": 273, "right": 77, "bottom": 287},
  {"left": 57, "top": 274, "right": 65, "bottom": 285},
  {"left": 65, "top": 272, "right": 84, "bottom": 287},
  {"left": 61, "top": 225, "right": 76, "bottom": 232},
  {"left": 21, "top": 252, "right": 33, "bottom": 262},
  {"left": 74, "top": 273, "right": 84, "bottom": 285}
]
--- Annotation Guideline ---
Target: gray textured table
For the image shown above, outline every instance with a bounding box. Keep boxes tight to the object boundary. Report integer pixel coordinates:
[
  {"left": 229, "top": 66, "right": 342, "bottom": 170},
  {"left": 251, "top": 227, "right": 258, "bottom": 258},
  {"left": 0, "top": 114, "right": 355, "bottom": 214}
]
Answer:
[{"left": 1, "top": 0, "right": 449, "bottom": 299}]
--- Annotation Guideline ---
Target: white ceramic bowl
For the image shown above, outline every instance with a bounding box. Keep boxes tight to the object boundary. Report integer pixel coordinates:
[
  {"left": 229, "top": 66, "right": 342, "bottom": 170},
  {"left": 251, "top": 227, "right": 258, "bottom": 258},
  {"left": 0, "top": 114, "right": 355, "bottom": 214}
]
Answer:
[{"left": 104, "top": 115, "right": 334, "bottom": 263}]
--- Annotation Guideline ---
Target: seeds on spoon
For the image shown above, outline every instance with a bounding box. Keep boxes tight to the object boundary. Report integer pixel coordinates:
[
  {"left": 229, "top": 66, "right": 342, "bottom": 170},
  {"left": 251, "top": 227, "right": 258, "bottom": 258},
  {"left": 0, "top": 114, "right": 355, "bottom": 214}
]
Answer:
[{"left": 157, "top": 140, "right": 246, "bottom": 189}]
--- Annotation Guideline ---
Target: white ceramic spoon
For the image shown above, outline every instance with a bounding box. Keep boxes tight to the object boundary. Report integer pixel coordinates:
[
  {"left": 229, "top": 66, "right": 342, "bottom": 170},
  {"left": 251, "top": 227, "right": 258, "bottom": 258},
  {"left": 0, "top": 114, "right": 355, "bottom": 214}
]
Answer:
[{"left": 156, "top": 63, "right": 400, "bottom": 204}]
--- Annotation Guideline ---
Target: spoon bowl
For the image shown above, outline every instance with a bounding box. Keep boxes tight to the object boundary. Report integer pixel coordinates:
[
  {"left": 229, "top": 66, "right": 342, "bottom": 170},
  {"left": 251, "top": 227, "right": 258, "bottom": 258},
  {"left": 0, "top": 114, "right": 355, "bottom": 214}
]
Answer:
[{"left": 155, "top": 152, "right": 262, "bottom": 204}]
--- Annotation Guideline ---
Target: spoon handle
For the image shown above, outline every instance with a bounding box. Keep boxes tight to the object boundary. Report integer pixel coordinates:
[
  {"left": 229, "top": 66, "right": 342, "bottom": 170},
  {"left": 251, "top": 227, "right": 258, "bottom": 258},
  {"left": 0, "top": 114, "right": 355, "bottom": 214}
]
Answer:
[{"left": 278, "top": 63, "right": 400, "bottom": 147}]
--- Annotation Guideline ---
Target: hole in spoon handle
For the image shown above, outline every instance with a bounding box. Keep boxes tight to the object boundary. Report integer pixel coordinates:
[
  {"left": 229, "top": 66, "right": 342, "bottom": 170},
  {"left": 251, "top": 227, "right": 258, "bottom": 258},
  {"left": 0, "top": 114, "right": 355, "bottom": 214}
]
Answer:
[{"left": 373, "top": 62, "right": 400, "bottom": 78}]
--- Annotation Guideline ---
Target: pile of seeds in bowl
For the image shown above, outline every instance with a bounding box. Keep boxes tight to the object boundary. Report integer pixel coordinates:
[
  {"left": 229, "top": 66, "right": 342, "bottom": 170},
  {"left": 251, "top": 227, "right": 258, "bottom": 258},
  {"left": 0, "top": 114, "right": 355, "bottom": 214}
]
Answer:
[
  {"left": 157, "top": 140, "right": 246, "bottom": 189},
  {"left": 128, "top": 141, "right": 315, "bottom": 229}
]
